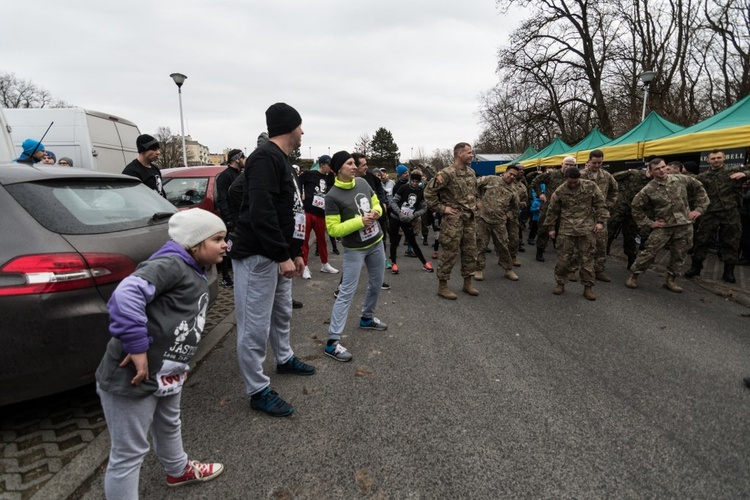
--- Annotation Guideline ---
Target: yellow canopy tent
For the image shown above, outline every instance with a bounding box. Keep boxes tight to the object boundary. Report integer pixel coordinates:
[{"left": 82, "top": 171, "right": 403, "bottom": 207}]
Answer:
[{"left": 644, "top": 94, "right": 750, "bottom": 156}]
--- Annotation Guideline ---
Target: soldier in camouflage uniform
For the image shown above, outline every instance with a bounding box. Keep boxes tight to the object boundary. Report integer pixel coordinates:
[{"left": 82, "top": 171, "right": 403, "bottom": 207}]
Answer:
[
  {"left": 625, "top": 158, "right": 709, "bottom": 292},
  {"left": 531, "top": 156, "right": 576, "bottom": 262},
  {"left": 580, "top": 149, "right": 618, "bottom": 282},
  {"left": 424, "top": 142, "right": 479, "bottom": 299},
  {"left": 685, "top": 150, "right": 748, "bottom": 283},
  {"left": 545, "top": 167, "right": 609, "bottom": 301},
  {"left": 609, "top": 166, "right": 651, "bottom": 269},
  {"left": 475, "top": 164, "right": 521, "bottom": 282},
  {"left": 507, "top": 168, "right": 529, "bottom": 267}
]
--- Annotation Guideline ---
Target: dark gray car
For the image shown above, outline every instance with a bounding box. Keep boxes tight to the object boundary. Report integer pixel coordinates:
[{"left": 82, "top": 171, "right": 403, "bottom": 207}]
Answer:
[{"left": 0, "top": 165, "right": 218, "bottom": 406}]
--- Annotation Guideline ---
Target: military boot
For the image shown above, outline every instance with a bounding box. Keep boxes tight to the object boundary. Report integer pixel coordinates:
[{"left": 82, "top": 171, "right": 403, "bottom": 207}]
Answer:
[
  {"left": 462, "top": 276, "right": 479, "bottom": 296},
  {"left": 474, "top": 270, "right": 484, "bottom": 281},
  {"left": 536, "top": 248, "right": 545, "bottom": 262},
  {"left": 583, "top": 286, "right": 596, "bottom": 301},
  {"left": 723, "top": 263, "right": 736, "bottom": 283},
  {"left": 663, "top": 274, "right": 683, "bottom": 293},
  {"left": 568, "top": 272, "right": 578, "bottom": 282},
  {"left": 437, "top": 280, "right": 457, "bottom": 300},
  {"left": 625, "top": 273, "right": 638, "bottom": 289},
  {"left": 505, "top": 270, "right": 519, "bottom": 281},
  {"left": 552, "top": 283, "right": 565, "bottom": 295},
  {"left": 595, "top": 271, "right": 611, "bottom": 282},
  {"left": 512, "top": 256, "right": 522, "bottom": 267},
  {"left": 684, "top": 258, "right": 703, "bottom": 278}
]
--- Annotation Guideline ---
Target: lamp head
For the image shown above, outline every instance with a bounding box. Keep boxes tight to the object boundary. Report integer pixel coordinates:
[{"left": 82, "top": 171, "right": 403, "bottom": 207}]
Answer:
[
  {"left": 170, "top": 73, "right": 188, "bottom": 88},
  {"left": 639, "top": 70, "right": 656, "bottom": 86}
]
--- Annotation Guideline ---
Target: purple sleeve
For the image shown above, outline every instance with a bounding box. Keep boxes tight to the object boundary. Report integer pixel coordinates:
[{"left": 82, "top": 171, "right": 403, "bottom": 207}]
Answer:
[{"left": 107, "top": 275, "right": 157, "bottom": 354}]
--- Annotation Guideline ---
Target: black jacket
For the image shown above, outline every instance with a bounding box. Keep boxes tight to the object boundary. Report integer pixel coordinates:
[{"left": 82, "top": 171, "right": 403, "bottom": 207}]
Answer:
[
  {"left": 215, "top": 166, "right": 241, "bottom": 228},
  {"left": 231, "top": 142, "right": 303, "bottom": 262}
]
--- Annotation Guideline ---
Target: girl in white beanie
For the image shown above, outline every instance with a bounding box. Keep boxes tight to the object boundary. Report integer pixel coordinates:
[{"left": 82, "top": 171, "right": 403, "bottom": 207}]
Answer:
[{"left": 95, "top": 208, "right": 226, "bottom": 497}]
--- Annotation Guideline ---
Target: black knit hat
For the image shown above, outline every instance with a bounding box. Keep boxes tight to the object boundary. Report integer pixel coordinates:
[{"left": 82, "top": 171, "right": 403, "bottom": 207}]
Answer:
[
  {"left": 331, "top": 151, "right": 352, "bottom": 174},
  {"left": 265, "top": 103, "right": 302, "bottom": 138},
  {"left": 136, "top": 134, "right": 160, "bottom": 153}
]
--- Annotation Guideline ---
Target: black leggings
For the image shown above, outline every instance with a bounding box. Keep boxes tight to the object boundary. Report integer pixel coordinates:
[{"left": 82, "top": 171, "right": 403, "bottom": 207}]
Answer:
[{"left": 389, "top": 218, "right": 427, "bottom": 264}]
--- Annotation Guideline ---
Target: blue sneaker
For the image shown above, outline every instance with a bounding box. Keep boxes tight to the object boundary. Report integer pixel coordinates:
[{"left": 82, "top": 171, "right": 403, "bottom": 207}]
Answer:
[
  {"left": 250, "top": 388, "right": 293, "bottom": 417},
  {"left": 359, "top": 317, "right": 388, "bottom": 331},
  {"left": 325, "top": 342, "right": 353, "bottom": 362},
  {"left": 385, "top": 258, "right": 392, "bottom": 269},
  {"left": 276, "top": 356, "right": 316, "bottom": 376}
]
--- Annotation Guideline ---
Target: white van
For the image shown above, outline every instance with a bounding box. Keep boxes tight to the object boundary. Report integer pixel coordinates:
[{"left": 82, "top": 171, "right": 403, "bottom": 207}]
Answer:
[
  {"left": 0, "top": 109, "right": 15, "bottom": 164},
  {"left": 4, "top": 108, "right": 141, "bottom": 174}
]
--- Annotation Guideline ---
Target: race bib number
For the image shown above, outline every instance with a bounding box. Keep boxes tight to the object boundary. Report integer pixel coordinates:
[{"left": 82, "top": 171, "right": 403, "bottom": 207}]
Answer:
[
  {"left": 312, "top": 195, "right": 325, "bottom": 209},
  {"left": 359, "top": 222, "right": 380, "bottom": 241},
  {"left": 293, "top": 212, "right": 306, "bottom": 240},
  {"left": 400, "top": 206, "right": 414, "bottom": 218},
  {"left": 154, "top": 365, "right": 188, "bottom": 397}
]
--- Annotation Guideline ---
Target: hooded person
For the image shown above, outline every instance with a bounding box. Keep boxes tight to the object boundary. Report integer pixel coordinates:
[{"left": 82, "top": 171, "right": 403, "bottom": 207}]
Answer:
[
  {"left": 14, "top": 139, "right": 45, "bottom": 165},
  {"left": 231, "top": 103, "right": 316, "bottom": 418}
]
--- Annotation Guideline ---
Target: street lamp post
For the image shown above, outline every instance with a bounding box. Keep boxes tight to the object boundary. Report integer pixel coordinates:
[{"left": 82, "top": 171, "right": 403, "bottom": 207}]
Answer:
[
  {"left": 170, "top": 73, "right": 189, "bottom": 167},
  {"left": 639, "top": 70, "right": 657, "bottom": 122}
]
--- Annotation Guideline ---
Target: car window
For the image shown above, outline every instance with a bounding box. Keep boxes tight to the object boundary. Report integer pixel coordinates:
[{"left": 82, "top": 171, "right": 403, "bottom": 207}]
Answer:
[
  {"left": 163, "top": 177, "right": 209, "bottom": 208},
  {"left": 6, "top": 179, "right": 177, "bottom": 234}
]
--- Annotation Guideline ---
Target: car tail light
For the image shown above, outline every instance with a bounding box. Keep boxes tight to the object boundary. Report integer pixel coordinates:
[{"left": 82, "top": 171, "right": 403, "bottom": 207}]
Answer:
[{"left": 0, "top": 253, "right": 136, "bottom": 297}]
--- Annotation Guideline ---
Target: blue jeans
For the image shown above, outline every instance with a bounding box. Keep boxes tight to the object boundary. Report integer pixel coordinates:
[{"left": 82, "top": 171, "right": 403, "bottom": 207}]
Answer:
[
  {"left": 234, "top": 255, "right": 294, "bottom": 396},
  {"left": 328, "top": 243, "right": 385, "bottom": 342}
]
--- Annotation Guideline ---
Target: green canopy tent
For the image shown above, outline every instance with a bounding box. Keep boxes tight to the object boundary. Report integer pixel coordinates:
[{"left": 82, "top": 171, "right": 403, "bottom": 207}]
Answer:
[
  {"left": 519, "top": 138, "right": 571, "bottom": 168},
  {"left": 645, "top": 93, "right": 750, "bottom": 156}
]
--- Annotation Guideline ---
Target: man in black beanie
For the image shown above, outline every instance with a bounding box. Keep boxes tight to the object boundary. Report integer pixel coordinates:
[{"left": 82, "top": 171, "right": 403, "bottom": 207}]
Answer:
[
  {"left": 122, "top": 134, "right": 166, "bottom": 197},
  {"left": 232, "top": 103, "right": 315, "bottom": 417}
]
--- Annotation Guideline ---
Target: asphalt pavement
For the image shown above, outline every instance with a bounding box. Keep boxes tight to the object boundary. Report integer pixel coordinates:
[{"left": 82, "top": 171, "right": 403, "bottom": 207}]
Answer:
[{"left": 62, "top": 241, "right": 750, "bottom": 499}]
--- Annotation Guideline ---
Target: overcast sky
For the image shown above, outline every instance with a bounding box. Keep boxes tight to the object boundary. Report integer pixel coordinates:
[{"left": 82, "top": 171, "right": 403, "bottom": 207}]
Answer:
[{"left": 2, "top": 0, "right": 523, "bottom": 160}]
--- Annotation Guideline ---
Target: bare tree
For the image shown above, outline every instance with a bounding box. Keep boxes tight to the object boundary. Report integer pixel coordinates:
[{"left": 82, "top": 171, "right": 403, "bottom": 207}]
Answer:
[
  {"left": 426, "top": 148, "right": 454, "bottom": 172},
  {"left": 0, "top": 71, "right": 69, "bottom": 108},
  {"left": 353, "top": 133, "right": 372, "bottom": 157},
  {"left": 154, "top": 127, "right": 184, "bottom": 169}
]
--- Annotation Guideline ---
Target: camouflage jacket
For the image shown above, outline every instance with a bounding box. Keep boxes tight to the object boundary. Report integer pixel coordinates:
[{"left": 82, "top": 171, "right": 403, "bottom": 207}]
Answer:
[
  {"left": 544, "top": 180, "right": 609, "bottom": 236},
  {"left": 476, "top": 175, "right": 519, "bottom": 224},
  {"left": 696, "top": 165, "right": 746, "bottom": 213},
  {"left": 424, "top": 165, "right": 478, "bottom": 215},
  {"left": 513, "top": 178, "right": 529, "bottom": 208},
  {"left": 581, "top": 168, "right": 618, "bottom": 209},
  {"left": 612, "top": 169, "right": 651, "bottom": 217},
  {"left": 530, "top": 168, "right": 565, "bottom": 203},
  {"left": 631, "top": 174, "right": 709, "bottom": 230}
]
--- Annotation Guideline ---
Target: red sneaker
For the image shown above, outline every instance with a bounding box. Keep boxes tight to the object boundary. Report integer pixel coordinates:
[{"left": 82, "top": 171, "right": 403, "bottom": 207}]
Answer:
[
  {"left": 167, "top": 459, "right": 224, "bottom": 487},
  {"left": 422, "top": 262, "right": 434, "bottom": 272},
  {"left": 391, "top": 263, "right": 399, "bottom": 274},
  {"left": 432, "top": 251, "right": 438, "bottom": 259}
]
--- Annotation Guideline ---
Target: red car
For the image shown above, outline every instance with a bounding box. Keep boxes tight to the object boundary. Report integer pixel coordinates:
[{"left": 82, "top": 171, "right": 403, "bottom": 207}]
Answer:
[{"left": 162, "top": 165, "right": 228, "bottom": 215}]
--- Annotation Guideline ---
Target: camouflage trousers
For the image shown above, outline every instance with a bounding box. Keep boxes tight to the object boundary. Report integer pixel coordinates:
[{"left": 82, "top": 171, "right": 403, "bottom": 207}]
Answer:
[
  {"left": 554, "top": 233, "right": 596, "bottom": 287},
  {"left": 507, "top": 216, "right": 520, "bottom": 258},
  {"left": 631, "top": 224, "right": 693, "bottom": 276},
  {"left": 476, "top": 218, "right": 512, "bottom": 271},
  {"left": 692, "top": 209, "right": 742, "bottom": 264},
  {"left": 535, "top": 205, "right": 552, "bottom": 250},
  {"left": 608, "top": 210, "right": 640, "bottom": 258},
  {"left": 437, "top": 212, "right": 477, "bottom": 281}
]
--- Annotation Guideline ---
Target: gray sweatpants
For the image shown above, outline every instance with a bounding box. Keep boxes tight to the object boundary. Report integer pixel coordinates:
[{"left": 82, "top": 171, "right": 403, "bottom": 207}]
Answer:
[
  {"left": 98, "top": 386, "right": 188, "bottom": 500},
  {"left": 328, "top": 243, "right": 385, "bottom": 342},
  {"left": 234, "top": 255, "right": 294, "bottom": 396}
]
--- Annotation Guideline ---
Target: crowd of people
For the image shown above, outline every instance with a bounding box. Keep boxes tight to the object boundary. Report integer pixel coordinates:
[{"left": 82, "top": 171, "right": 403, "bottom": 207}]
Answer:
[{"left": 15, "top": 100, "right": 746, "bottom": 497}]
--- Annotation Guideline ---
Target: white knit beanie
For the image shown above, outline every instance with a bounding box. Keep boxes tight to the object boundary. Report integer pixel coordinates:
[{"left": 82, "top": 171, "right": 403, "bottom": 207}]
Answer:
[{"left": 168, "top": 209, "right": 226, "bottom": 249}]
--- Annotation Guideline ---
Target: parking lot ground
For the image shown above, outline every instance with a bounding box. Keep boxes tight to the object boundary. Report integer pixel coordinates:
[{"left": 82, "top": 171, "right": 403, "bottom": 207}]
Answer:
[{"left": 4, "top": 235, "right": 749, "bottom": 499}]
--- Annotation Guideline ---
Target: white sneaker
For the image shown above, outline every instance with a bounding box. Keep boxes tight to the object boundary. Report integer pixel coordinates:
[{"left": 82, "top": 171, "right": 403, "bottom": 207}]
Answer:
[
  {"left": 302, "top": 266, "right": 312, "bottom": 279},
  {"left": 320, "top": 263, "right": 339, "bottom": 274}
]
